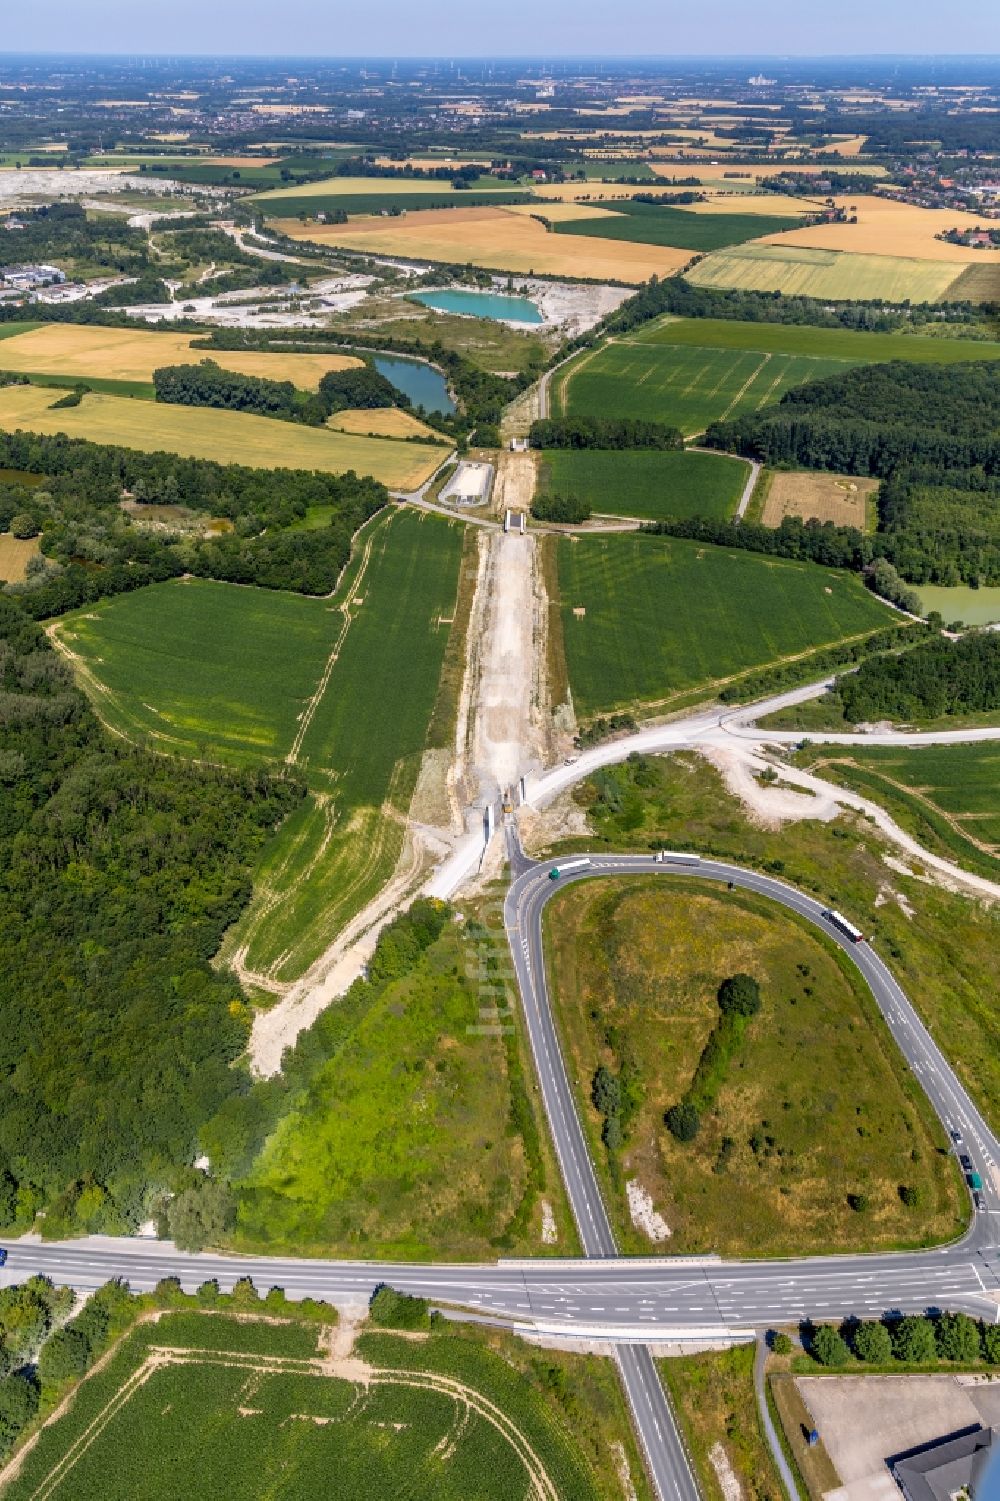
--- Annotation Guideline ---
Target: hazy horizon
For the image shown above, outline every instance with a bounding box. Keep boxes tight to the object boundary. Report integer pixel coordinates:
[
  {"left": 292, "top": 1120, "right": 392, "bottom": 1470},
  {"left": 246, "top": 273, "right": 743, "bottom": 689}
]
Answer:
[{"left": 2, "top": 0, "right": 998, "bottom": 61}]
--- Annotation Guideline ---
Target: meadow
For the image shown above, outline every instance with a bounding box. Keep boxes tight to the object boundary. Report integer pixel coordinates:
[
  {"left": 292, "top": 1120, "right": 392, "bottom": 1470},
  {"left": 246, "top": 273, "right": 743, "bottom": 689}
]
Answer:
[
  {"left": 0, "top": 385, "right": 447, "bottom": 489},
  {"left": 3, "top": 1313, "right": 610, "bottom": 1501},
  {"left": 686, "top": 243, "right": 970, "bottom": 303},
  {"left": 553, "top": 200, "right": 801, "bottom": 251},
  {"left": 543, "top": 876, "right": 959, "bottom": 1256},
  {"left": 274, "top": 207, "right": 691, "bottom": 283},
  {"left": 537, "top": 448, "right": 748, "bottom": 522},
  {"left": 56, "top": 510, "right": 465, "bottom": 983},
  {"left": 0, "top": 323, "right": 363, "bottom": 389},
  {"left": 660, "top": 1345, "right": 783, "bottom": 1501},
  {"left": 798, "top": 743, "right": 1000, "bottom": 881},
  {"left": 235, "top": 923, "right": 525, "bottom": 1257},
  {"left": 555, "top": 532, "right": 894, "bottom": 717},
  {"left": 557, "top": 340, "right": 849, "bottom": 436},
  {"left": 577, "top": 752, "right": 1000, "bottom": 1187}
]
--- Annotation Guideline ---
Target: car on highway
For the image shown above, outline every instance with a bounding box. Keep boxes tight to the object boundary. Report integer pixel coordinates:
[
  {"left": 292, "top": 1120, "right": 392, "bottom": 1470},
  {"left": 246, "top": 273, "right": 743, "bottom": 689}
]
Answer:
[
  {"left": 951, "top": 1128, "right": 964, "bottom": 1146},
  {"left": 974, "top": 1191, "right": 986, "bottom": 1212},
  {"left": 0, "top": 1248, "right": 7, "bottom": 1267},
  {"left": 960, "top": 1153, "right": 973, "bottom": 1172}
]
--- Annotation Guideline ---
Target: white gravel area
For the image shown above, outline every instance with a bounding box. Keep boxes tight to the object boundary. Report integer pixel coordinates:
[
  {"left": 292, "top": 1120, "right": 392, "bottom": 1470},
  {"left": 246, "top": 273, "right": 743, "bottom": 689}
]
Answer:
[{"left": 626, "top": 1180, "right": 671, "bottom": 1242}]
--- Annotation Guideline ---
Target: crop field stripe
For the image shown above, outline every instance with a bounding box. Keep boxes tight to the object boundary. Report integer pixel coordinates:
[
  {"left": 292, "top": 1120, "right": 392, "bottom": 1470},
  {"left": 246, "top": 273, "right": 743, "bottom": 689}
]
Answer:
[
  {"left": 557, "top": 533, "right": 895, "bottom": 718},
  {"left": 537, "top": 449, "right": 748, "bottom": 523}
]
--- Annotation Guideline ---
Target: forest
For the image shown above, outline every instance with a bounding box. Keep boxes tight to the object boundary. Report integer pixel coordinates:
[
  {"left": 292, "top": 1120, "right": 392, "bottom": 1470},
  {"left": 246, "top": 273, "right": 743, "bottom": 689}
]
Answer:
[
  {"left": 0, "top": 427, "right": 386, "bottom": 617},
  {"left": 832, "top": 631, "right": 1000, "bottom": 723},
  {"left": 0, "top": 202, "right": 152, "bottom": 275},
  {"left": 0, "top": 597, "right": 301, "bottom": 1233},
  {"left": 705, "top": 362, "right": 1000, "bottom": 585},
  {"left": 153, "top": 359, "right": 402, "bottom": 427}
]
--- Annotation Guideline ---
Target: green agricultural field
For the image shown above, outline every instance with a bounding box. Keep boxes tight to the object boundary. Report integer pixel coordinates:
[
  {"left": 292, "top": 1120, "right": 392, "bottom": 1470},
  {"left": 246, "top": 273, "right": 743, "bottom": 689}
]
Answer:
[
  {"left": 4, "top": 1312, "right": 615, "bottom": 1501},
  {"left": 555, "top": 533, "right": 894, "bottom": 717},
  {"left": 56, "top": 509, "right": 465, "bottom": 983},
  {"left": 233, "top": 509, "right": 464, "bottom": 981},
  {"left": 537, "top": 448, "right": 748, "bottom": 522},
  {"left": 686, "top": 243, "right": 968, "bottom": 303},
  {"left": 797, "top": 743, "right": 1000, "bottom": 881},
  {"left": 633, "top": 314, "right": 1000, "bottom": 365},
  {"left": 54, "top": 579, "right": 329, "bottom": 763},
  {"left": 542, "top": 876, "right": 960, "bottom": 1257},
  {"left": 557, "top": 340, "right": 849, "bottom": 436},
  {"left": 553, "top": 201, "right": 801, "bottom": 250}
]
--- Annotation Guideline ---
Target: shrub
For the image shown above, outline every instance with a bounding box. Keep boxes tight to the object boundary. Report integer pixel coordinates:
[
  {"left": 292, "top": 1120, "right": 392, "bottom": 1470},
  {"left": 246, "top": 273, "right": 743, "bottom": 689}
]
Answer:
[
  {"left": 770, "top": 1331, "right": 793, "bottom": 1355},
  {"left": 369, "top": 1285, "right": 431, "bottom": 1331},
  {"left": 9, "top": 514, "right": 38, "bottom": 540},
  {"left": 717, "top": 974, "right": 761, "bottom": 1018},
  {"left": 935, "top": 1312, "right": 982, "bottom": 1364},
  {"left": 847, "top": 1192, "right": 870, "bottom": 1213},
  {"left": 898, "top": 1184, "right": 921, "bottom": 1208},
  {"left": 166, "top": 1179, "right": 236, "bottom": 1252},
  {"left": 38, "top": 1326, "right": 90, "bottom": 1384},
  {"left": 811, "top": 1324, "right": 850, "bottom": 1367},
  {"left": 891, "top": 1315, "right": 937, "bottom": 1364},
  {"left": 532, "top": 492, "right": 592, "bottom": 524},
  {"left": 852, "top": 1320, "right": 893, "bottom": 1364},
  {"left": 0, "top": 1373, "right": 39, "bottom": 1455},
  {"left": 665, "top": 1102, "right": 700, "bottom": 1142}
]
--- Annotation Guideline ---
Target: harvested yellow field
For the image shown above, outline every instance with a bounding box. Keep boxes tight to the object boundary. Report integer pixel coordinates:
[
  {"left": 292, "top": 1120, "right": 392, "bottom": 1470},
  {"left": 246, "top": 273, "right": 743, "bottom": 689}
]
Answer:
[
  {"left": 327, "top": 407, "right": 447, "bottom": 440},
  {"left": 372, "top": 155, "right": 490, "bottom": 172},
  {"left": 684, "top": 192, "right": 815, "bottom": 216},
  {"left": 251, "top": 173, "right": 511, "bottom": 203},
  {"left": 762, "top": 471, "right": 878, "bottom": 529},
  {"left": 816, "top": 135, "right": 868, "bottom": 156},
  {"left": 761, "top": 195, "right": 1000, "bottom": 263},
  {"left": 0, "top": 386, "right": 448, "bottom": 489},
  {"left": 503, "top": 200, "right": 622, "bottom": 221},
  {"left": 532, "top": 182, "right": 646, "bottom": 201},
  {"left": 649, "top": 159, "right": 887, "bottom": 180},
  {"left": 0, "top": 324, "right": 362, "bottom": 390},
  {"left": 273, "top": 206, "right": 691, "bottom": 283},
  {"left": 0, "top": 534, "right": 40, "bottom": 583},
  {"left": 687, "top": 243, "right": 965, "bottom": 303}
]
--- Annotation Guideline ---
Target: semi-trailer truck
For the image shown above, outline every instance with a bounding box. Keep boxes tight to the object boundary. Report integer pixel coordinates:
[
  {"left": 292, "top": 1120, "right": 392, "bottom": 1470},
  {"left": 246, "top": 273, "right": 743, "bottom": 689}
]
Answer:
[
  {"left": 548, "top": 858, "right": 592, "bottom": 880},
  {"left": 822, "top": 909, "right": 865, "bottom": 943}
]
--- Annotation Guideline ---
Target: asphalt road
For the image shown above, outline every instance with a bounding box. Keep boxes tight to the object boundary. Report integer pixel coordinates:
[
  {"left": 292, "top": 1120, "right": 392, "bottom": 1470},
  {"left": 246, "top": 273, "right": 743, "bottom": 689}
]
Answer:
[{"left": 503, "top": 845, "right": 1000, "bottom": 1497}]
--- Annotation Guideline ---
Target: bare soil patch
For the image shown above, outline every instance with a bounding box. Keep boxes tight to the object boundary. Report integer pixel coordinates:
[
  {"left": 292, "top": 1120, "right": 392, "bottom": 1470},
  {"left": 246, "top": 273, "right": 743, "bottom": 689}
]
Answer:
[
  {"left": 761, "top": 470, "right": 877, "bottom": 529},
  {"left": 0, "top": 534, "right": 40, "bottom": 583}
]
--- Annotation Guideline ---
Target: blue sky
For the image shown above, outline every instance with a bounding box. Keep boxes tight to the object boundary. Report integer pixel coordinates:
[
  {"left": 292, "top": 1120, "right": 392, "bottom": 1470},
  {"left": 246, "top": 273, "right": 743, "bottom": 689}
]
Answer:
[{"left": 3, "top": 0, "right": 999, "bottom": 58}]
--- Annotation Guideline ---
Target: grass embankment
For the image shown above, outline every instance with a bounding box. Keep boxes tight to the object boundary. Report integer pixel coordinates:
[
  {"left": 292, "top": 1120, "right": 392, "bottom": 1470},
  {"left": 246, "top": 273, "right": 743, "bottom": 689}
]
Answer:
[
  {"left": 554, "top": 532, "right": 895, "bottom": 720},
  {"left": 536, "top": 448, "right": 748, "bottom": 523},
  {"left": 0, "top": 384, "right": 447, "bottom": 490},
  {"left": 795, "top": 743, "right": 1000, "bottom": 882},
  {"left": 543, "top": 877, "right": 959, "bottom": 1257},
  {"left": 56, "top": 509, "right": 465, "bottom": 983},
  {"left": 660, "top": 1345, "right": 783, "bottom": 1501},
  {"left": 562, "top": 750, "right": 1000, "bottom": 1161},
  {"left": 4, "top": 1309, "right": 639, "bottom": 1501}
]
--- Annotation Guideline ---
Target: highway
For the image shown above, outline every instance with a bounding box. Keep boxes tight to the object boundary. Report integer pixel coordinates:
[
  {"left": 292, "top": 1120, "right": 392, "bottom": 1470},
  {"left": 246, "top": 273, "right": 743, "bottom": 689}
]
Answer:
[{"left": 5, "top": 847, "right": 1000, "bottom": 1499}]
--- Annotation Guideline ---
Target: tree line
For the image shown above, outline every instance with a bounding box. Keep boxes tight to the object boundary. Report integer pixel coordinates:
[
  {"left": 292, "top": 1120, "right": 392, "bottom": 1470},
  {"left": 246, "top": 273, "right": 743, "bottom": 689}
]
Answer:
[
  {"left": 704, "top": 361, "right": 1000, "bottom": 586},
  {"left": 0, "top": 427, "right": 387, "bottom": 617},
  {"left": 831, "top": 630, "right": 1000, "bottom": 723},
  {"left": 0, "top": 597, "right": 302, "bottom": 1236},
  {"left": 529, "top": 416, "right": 682, "bottom": 450}
]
